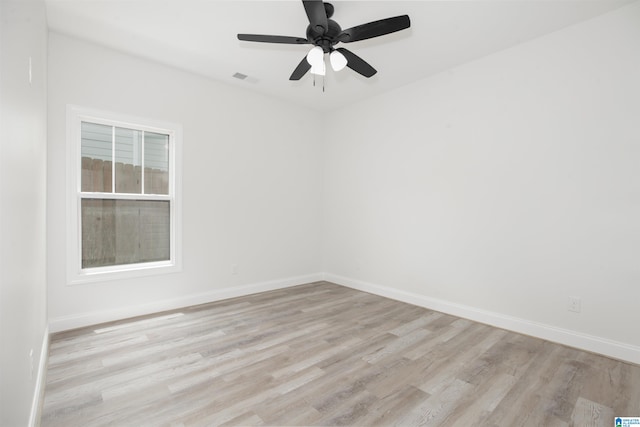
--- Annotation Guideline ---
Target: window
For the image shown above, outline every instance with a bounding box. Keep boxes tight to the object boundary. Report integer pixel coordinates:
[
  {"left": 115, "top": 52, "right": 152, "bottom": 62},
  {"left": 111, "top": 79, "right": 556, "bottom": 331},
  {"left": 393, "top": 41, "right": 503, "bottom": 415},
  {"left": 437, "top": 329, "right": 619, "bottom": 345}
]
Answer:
[{"left": 67, "top": 106, "right": 182, "bottom": 283}]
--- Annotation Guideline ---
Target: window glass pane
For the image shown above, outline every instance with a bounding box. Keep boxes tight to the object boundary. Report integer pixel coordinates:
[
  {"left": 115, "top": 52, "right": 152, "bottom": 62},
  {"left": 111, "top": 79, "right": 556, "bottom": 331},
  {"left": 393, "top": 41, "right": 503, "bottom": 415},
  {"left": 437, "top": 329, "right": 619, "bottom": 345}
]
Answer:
[
  {"left": 144, "top": 132, "right": 169, "bottom": 195},
  {"left": 81, "top": 122, "right": 112, "bottom": 192},
  {"left": 82, "top": 199, "right": 170, "bottom": 268},
  {"left": 115, "top": 127, "right": 142, "bottom": 194}
]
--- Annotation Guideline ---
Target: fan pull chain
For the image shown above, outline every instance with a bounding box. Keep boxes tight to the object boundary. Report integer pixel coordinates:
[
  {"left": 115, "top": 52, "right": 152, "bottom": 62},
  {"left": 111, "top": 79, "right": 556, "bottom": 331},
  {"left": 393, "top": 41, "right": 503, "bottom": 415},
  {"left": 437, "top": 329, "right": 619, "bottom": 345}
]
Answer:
[{"left": 310, "top": 74, "right": 326, "bottom": 92}]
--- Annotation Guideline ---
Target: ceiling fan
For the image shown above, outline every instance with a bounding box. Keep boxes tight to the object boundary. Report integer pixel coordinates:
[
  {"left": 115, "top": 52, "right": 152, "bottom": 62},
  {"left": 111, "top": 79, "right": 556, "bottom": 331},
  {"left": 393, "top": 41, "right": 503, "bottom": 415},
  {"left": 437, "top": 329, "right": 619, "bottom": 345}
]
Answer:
[{"left": 237, "top": 0, "right": 411, "bottom": 80}]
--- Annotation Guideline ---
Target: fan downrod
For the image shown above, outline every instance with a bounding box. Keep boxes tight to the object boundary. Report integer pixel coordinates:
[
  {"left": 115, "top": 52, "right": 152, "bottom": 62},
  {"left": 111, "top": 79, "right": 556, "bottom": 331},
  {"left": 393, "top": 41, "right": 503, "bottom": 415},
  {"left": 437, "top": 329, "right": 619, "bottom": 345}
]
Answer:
[{"left": 306, "top": 3, "right": 341, "bottom": 53}]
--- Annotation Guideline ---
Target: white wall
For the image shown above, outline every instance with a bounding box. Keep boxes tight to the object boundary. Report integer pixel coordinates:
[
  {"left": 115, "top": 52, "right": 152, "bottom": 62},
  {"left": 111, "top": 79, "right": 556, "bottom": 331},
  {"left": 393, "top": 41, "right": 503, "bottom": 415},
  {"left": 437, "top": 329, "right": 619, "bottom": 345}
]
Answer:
[
  {"left": 323, "top": 2, "right": 640, "bottom": 353},
  {"left": 47, "top": 33, "right": 323, "bottom": 330},
  {"left": 0, "top": 0, "right": 49, "bottom": 425}
]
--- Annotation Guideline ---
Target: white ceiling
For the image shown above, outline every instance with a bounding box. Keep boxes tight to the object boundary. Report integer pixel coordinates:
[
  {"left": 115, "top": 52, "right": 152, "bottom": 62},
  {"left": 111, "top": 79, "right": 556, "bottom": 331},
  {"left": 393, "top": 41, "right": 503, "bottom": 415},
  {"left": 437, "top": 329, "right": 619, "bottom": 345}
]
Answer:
[{"left": 45, "top": 0, "right": 635, "bottom": 112}]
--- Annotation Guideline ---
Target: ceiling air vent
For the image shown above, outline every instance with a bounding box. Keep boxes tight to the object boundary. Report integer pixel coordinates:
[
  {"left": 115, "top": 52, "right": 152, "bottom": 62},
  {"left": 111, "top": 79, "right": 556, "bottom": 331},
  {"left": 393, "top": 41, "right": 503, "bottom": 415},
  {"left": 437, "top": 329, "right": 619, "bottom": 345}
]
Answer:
[{"left": 233, "top": 72, "right": 248, "bottom": 80}]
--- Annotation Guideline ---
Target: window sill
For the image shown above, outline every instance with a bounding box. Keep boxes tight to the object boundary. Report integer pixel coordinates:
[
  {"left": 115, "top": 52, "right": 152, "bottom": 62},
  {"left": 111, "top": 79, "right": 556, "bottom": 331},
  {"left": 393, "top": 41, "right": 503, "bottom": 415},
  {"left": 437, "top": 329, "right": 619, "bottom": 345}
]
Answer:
[{"left": 68, "top": 260, "right": 181, "bottom": 285}]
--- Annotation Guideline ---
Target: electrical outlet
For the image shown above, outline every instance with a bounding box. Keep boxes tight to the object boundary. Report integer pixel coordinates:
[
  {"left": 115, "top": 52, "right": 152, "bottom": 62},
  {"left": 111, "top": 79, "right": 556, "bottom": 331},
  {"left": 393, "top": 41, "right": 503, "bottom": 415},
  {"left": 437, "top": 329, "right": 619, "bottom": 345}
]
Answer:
[
  {"left": 568, "top": 296, "right": 581, "bottom": 313},
  {"left": 231, "top": 264, "right": 238, "bottom": 275}
]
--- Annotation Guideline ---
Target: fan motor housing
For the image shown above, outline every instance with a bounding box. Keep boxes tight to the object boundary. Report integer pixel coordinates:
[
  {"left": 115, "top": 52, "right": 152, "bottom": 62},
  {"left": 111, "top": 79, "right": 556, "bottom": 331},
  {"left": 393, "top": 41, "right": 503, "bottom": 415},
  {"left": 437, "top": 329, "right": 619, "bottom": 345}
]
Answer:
[{"left": 306, "top": 19, "right": 342, "bottom": 52}]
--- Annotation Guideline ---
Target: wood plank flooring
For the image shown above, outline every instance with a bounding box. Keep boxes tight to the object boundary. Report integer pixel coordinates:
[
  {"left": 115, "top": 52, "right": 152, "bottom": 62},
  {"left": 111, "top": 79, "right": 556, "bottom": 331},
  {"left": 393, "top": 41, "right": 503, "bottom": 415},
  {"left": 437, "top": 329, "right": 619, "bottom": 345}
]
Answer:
[{"left": 41, "top": 282, "right": 640, "bottom": 426}]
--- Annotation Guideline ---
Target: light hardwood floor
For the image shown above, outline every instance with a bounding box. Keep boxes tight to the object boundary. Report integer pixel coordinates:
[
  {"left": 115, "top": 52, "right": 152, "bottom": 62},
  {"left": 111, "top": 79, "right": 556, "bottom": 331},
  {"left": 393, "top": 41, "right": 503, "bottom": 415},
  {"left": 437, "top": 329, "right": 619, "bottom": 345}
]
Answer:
[{"left": 42, "top": 282, "right": 640, "bottom": 426}]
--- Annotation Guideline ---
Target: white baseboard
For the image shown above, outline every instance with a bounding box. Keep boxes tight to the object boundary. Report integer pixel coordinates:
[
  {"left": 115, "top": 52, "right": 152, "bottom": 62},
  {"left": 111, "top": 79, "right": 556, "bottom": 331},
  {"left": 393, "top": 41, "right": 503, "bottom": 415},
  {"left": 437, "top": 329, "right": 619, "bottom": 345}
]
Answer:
[
  {"left": 49, "top": 273, "right": 324, "bottom": 333},
  {"left": 325, "top": 273, "right": 640, "bottom": 365},
  {"left": 29, "top": 324, "right": 49, "bottom": 427}
]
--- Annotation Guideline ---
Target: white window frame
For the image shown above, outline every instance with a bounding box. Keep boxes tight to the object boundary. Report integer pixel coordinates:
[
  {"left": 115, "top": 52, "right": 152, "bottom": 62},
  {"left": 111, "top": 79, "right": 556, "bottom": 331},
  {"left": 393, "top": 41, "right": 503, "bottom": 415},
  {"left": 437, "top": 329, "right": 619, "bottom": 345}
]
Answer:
[{"left": 66, "top": 105, "right": 182, "bottom": 285}]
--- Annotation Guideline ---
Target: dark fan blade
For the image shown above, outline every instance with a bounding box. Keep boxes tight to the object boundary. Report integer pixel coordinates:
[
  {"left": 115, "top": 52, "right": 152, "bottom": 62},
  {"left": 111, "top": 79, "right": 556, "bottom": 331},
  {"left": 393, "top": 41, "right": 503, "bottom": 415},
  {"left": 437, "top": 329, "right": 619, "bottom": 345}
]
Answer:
[
  {"left": 338, "top": 15, "right": 410, "bottom": 43},
  {"left": 289, "top": 55, "right": 312, "bottom": 80},
  {"left": 302, "top": 0, "right": 328, "bottom": 34},
  {"left": 336, "top": 48, "right": 376, "bottom": 78},
  {"left": 237, "top": 34, "right": 309, "bottom": 44}
]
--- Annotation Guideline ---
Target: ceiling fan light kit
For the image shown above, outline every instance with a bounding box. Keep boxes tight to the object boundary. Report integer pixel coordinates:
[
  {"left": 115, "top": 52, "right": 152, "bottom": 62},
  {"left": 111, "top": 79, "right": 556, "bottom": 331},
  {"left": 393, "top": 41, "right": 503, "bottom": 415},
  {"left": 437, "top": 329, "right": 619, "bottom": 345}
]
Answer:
[
  {"left": 306, "top": 46, "right": 325, "bottom": 75},
  {"left": 329, "top": 50, "right": 347, "bottom": 72},
  {"left": 237, "top": 0, "right": 410, "bottom": 85}
]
